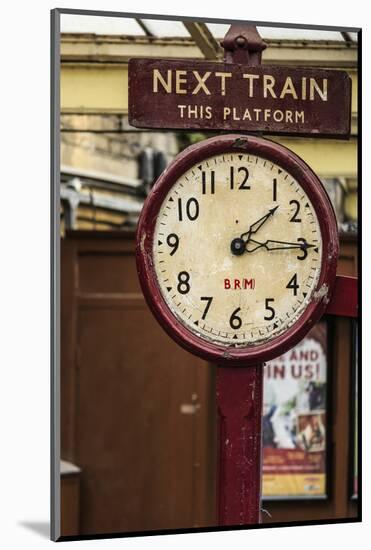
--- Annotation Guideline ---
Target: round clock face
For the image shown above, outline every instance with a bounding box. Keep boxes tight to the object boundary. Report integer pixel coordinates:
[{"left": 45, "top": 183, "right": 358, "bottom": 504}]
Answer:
[
  {"left": 137, "top": 135, "right": 338, "bottom": 365},
  {"left": 152, "top": 152, "right": 322, "bottom": 346}
]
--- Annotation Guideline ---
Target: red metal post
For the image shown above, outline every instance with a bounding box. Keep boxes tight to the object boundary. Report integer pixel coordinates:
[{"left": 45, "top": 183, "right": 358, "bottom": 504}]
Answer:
[
  {"left": 216, "top": 366, "right": 263, "bottom": 525},
  {"left": 215, "top": 25, "right": 267, "bottom": 527}
]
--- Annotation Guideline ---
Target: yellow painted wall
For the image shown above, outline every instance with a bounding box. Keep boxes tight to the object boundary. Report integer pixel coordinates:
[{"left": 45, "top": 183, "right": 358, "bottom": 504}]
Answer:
[
  {"left": 273, "top": 138, "right": 357, "bottom": 178},
  {"left": 61, "top": 66, "right": 128, "bottom": 113}
]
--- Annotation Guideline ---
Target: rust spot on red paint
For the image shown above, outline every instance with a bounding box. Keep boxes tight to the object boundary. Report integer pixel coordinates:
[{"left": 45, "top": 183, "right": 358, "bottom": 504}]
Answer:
[{"left": 313, "top": 283, "right": 329, "bottom": 302}]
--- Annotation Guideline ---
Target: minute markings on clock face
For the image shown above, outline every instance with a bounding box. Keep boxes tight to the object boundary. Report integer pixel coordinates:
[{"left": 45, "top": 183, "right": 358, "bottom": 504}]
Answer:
[{"left": 153, "top": 152, "right": 322, "bottom": 346}]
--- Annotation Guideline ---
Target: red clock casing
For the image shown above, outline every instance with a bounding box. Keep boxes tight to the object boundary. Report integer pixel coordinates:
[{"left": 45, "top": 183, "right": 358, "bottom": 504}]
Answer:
[{"left": 136, "top": 134, "right": 338, "bottom": 366}]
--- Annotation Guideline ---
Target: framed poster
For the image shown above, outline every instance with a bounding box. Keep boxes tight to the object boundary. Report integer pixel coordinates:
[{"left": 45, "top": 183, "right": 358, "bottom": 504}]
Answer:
[{"left": 262, "top": 321, "right": 330, "bottom": 499}]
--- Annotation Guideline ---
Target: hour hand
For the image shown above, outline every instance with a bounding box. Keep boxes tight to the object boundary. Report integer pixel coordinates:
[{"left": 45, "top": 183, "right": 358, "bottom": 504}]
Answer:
[{"left": 240, "top": 205, "right": 279, "bottom": 240}]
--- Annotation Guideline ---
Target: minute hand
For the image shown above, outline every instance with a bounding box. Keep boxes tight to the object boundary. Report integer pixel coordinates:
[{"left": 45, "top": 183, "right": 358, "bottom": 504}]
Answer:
[
  {"left": 244, "top": 239, "right": 314, "bottom": 253},
  {"left": 264, "top": 239, "right": 314, "bottom": 251}
]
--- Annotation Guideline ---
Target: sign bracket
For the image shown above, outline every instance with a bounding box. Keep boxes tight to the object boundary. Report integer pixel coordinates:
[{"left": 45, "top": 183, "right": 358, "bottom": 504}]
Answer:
[{"left": 221, "top": 24, "right": 266, "bottom": 65}]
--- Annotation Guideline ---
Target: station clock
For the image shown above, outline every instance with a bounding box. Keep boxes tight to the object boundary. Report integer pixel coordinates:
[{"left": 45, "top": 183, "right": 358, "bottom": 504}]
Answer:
[{"left": 136, "top": 135, "right": 338, "bottom": 366}]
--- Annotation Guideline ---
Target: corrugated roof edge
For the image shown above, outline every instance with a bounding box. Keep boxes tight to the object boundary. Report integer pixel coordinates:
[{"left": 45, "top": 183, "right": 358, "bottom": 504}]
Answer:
[{"left": 60, "top": 33, "right": 357, "bottom": 45}]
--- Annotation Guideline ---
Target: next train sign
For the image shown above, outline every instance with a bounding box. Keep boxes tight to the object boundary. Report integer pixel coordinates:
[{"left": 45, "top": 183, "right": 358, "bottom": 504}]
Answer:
[{"left": 129, "top": 59, "right": 351, "bottom": 137}]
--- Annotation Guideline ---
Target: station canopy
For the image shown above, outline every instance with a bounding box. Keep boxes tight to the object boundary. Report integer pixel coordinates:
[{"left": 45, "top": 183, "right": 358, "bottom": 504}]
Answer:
[{"left": 61, "top": 14, "right": 358, "bottom": 43}]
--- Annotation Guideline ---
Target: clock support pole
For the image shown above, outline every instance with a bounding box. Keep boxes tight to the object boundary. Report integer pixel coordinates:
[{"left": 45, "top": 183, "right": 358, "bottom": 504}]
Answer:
[
  {"left": 216, "top": 25, "right": 267, "bottom": 527},
  {"left": 216, "top": 365, "right": 263, "bottom": 525}
]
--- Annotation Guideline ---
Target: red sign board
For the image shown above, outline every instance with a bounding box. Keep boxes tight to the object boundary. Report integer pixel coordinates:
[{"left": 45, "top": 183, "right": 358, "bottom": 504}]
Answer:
[{"left": 129, "top": 58, "right": 351, "bottom": 137}]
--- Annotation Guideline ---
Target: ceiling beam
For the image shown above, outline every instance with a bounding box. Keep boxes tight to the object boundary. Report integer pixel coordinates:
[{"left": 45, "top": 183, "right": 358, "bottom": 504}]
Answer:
[
  {"left": 182, "top": 22, "right": 222, "bottom": 60},
  {"left": 135, "top": 18, "right": 154, "bottom": 37}
]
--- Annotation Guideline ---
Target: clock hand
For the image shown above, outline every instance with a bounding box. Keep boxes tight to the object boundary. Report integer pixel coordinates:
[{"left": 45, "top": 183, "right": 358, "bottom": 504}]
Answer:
[
  {"left": 245, "top": 238, "right": 315, "bottom": 253},
  {"left": 240, "top": 205, "right": 279, "bottom": 241},
  {"left": 265, "top": 239, "right": 315, "bottom": 251}
]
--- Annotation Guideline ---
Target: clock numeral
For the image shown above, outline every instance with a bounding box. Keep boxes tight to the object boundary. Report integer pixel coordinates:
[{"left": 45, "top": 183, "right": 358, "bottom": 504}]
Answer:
[
  {"left": 297, "top": 238, "right": 308, "bottom": 261},
  {"left": 272, "top": 178, "right": 277, "bottom": 201},
  {"left": 264, "top": 298, "right": 275, "bottom": 320},
  {"left": 200, "top": 296, "right": 213, "bottom": 320},
  {"left": 166, "top": 233, "right": 179, "bottom": 256},
  {"left": 286, "top": 273, "right": 299, "bottom": 296},
  {"left": 229, "top": 307, "right": 242, "bottom": 329},
  {"left": 229, "top": 166, "right": 250, "bottom": 190},
  {"left": 289, "top": 199, "right": 301, "bottom": 223},
  {"left": 201, "top": 170, "right": 215, "bottom": 194},
  {"left": 177, "top": 198, "right": 199, "bottom": 221},
  {"left": 177, "top": 271, "right": 191, "bottom": 295}
]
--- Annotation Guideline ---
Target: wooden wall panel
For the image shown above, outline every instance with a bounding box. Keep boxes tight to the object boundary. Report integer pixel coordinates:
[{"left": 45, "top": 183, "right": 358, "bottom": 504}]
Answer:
[
  {"left": 338, "top": 234, "right": 357, "bottom": 277},
  {"left": 61, "top": 472, "right": 80, "bottom": 537},
  {"left": 61, "top": 231, "right": 216, "bottom": 535},
  {"left": 77, "top": 251, "right": 141, "bottom": 294}
]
